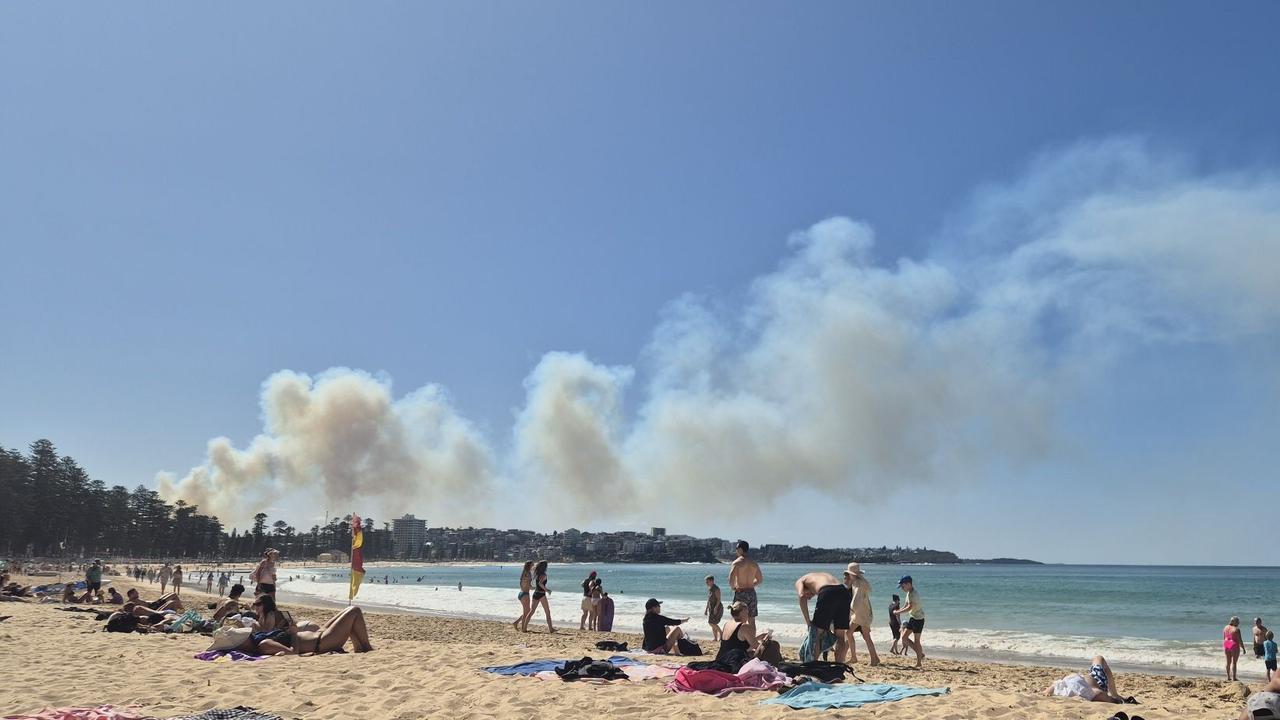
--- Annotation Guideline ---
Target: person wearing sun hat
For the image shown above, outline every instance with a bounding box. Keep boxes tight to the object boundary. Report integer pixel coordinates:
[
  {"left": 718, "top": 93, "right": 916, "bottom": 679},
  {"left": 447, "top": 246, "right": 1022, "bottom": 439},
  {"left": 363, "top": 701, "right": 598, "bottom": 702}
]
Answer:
[
  {"left": 845, "top": 563, "right": 880, "bottom": 665},
  {"left": 894, "top": 574, "right": 925, "bottom": 668}
]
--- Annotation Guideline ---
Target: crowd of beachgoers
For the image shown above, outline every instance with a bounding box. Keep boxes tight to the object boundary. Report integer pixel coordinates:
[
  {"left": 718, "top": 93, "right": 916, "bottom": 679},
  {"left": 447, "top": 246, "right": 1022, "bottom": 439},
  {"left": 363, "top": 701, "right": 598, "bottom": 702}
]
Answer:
[{"left": 3, "top": 543, "right": 1278, "bottom": 719}]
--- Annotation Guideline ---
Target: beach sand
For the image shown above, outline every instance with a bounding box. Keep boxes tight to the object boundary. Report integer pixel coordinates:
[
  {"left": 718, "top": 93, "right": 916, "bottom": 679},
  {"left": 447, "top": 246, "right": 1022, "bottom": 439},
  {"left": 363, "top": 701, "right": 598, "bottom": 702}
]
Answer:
[{"left": 0, "top": 575, "right": 1250, "bottom": 719}]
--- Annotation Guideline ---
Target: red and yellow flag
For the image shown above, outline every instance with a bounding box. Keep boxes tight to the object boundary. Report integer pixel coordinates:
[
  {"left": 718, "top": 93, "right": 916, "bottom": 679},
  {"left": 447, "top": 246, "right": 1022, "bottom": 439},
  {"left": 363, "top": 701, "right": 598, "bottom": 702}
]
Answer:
[{"left": 350, "top": 513, "right": 365, "bottom": 601}]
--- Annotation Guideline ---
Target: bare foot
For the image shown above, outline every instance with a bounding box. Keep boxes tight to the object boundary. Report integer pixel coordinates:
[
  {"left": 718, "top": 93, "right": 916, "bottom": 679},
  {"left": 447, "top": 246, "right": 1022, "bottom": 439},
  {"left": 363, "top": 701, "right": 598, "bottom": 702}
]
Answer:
[{"left": 870, "top": 659, "right": 881, "bottom": 666}]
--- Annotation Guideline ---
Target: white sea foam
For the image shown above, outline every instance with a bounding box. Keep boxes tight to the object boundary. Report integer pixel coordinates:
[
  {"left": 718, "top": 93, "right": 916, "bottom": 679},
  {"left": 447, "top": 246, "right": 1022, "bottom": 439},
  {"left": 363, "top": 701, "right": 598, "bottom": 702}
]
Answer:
[{"left": 281, "top": 571, "right": 1230, "bottom": 676}]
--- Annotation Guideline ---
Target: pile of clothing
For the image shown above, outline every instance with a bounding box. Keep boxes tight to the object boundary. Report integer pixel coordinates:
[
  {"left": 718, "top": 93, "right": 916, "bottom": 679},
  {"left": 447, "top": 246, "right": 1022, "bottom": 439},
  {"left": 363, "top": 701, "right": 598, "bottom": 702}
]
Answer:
[{"left": 665, "top": 658, "right": 792, "bottom": 697}]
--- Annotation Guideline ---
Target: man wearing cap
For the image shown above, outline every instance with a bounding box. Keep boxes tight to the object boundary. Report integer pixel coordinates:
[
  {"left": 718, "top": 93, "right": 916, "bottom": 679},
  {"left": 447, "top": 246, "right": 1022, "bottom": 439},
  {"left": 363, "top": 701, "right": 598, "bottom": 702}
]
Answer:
[
  {"left": 729, "top": 540, "right": 763, "bottom": 618},
  {"left": 895, "top": 575, "right": 925, "bottom": 668},
  {"left": 642, "top": 598, "right": 689, "bottom": 654}
]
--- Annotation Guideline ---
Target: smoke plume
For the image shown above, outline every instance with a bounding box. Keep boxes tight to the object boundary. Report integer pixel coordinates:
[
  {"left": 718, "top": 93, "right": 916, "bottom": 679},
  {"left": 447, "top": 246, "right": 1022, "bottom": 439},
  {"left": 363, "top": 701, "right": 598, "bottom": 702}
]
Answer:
[{"left": 160, "top": 139, "right": 1280, "bottom": 526}]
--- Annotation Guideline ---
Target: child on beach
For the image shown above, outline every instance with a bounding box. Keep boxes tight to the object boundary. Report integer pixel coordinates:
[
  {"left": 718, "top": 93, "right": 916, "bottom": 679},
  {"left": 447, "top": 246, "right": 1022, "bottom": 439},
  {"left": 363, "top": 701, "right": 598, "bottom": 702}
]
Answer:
[
  {"left": 895, "top": 575, "right": 926, "bottom": 668},
  {"left": 1266, "top": 631, "right": 1277, "bottom": 681},
  {"left": 889, "top": 594, "right": 902, "bottom": 655}
]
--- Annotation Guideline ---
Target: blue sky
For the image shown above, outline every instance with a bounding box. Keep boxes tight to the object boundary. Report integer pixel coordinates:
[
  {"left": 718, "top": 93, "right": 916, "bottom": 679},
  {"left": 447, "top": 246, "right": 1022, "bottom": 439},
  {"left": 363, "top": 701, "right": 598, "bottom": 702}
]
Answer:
[{"left": 2, "top": 2, "right": 1278, "bottom": 564}]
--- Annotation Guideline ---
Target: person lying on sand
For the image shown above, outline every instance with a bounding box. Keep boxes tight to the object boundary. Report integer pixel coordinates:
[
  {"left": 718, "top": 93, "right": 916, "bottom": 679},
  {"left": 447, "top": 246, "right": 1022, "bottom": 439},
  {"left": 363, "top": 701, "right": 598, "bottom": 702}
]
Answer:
[
  {"left": 1045, "top": 656, "right": 1126, "bottom": 703},
  {"left": 235, "top": 595, "right": 373, "bottom": 656},
  {"left": 126, "top": 588, "right": 182, "bottom": 612}
]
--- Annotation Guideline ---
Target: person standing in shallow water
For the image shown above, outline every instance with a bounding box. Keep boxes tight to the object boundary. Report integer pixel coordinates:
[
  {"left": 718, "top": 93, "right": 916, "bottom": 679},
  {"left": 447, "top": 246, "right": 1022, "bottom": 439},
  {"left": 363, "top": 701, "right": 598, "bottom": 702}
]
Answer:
[
  {"left": 1255, "top": 618, "right": 1270, "bottom": 660},
  {"left": 705, "top": 574, "right": 724, "bottom": 641},
  {"left": 729, "top": 540, "right": 763, "bottom": 619}
]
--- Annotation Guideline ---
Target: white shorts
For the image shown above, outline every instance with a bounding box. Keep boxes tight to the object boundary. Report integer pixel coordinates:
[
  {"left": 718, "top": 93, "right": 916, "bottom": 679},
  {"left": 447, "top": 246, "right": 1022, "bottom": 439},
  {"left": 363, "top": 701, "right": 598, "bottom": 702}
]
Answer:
[{"left": 581, "top": 598, "right": 592, "bottom": 612}]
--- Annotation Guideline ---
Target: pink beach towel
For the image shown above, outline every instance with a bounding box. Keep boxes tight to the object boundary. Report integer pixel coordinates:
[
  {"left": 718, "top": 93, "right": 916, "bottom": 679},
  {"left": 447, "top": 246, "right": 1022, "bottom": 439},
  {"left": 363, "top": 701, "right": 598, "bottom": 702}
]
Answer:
[
  {"left": 4, "top": 706, "right": 151, "bottom": 720},
  {"left": 664, "top": 659, "right": 791, "bottom": 697}
]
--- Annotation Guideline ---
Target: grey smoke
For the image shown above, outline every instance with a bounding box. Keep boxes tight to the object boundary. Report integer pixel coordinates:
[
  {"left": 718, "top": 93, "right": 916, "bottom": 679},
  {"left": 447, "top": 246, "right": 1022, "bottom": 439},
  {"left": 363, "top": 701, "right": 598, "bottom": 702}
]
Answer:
[{"left": 160, "top": 138, "right": 1280, "bottom": 526}]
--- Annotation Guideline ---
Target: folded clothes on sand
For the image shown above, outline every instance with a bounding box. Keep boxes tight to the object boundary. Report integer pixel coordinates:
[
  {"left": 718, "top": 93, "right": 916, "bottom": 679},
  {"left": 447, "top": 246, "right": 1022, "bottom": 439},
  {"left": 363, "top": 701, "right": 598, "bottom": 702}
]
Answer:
[
  {"left": 193, "top": 650, "right": 266, "bottom": 662},
  {"left": 2, "top": 706, "right": 152, "bottom": 720},
  {"left": 665, "top": 658, "right": 791, "bottom": 697},
  {"left": 760, "top": 682, "right": 950, "bottom": 709},
  {"left": 165, "top": 708, "right": 282, "bottom": 720},
  {"left": 483, "top": 655, "right": 637, "bottom": 676}
]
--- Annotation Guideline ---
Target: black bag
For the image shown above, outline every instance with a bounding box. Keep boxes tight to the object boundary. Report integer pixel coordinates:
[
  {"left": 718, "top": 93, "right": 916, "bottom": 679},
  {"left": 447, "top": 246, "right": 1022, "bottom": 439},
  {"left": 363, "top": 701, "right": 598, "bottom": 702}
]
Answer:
[
  {"left": 594, "top": 640, "right": 628, "bottom": 652},
  {"left": 676, "top": 637, "right": 703, "bottom": 656},
  {"left": 775, "top": 660, "right": 856, "bottom": 683},
  {"left": 555, "top": 656, "right": 629, "bottom": 681},
  {"left": 105, "top": 612, "right": 139, "bottom": 633}
]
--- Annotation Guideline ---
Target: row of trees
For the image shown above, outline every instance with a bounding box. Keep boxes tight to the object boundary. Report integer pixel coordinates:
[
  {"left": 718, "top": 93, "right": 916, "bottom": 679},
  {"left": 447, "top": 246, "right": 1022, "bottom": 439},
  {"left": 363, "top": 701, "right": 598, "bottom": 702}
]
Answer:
[{"left": 0, "top": 439, "right": 387, "bottom": 560}]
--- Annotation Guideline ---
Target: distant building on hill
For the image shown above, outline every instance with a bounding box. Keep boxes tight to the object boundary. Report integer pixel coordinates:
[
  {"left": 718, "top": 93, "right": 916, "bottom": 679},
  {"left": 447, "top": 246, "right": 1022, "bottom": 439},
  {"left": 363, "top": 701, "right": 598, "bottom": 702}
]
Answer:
[
  {"left": 651, "top": 527, "right": 666, "bottom": 537},
  {"left": 392, "top": 514, "right": 427, "bottom": 559}
]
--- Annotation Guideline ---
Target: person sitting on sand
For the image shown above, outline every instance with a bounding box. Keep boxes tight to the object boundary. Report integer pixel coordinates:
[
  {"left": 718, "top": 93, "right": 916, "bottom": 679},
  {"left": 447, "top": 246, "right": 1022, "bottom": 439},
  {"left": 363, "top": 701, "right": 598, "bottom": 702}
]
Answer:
[
  {"left": 235, "top": 595, "right": 373, "bottom": 656},
  {"left": 105, "top": 587, "right": 124, "bottom": 604},
  {"left": 716, "top": 600, "right": 771, "bottom": 662},
  {"left": 1045, "top": 656, "right": 1124, "bottom": 703},
  {"left": 213, "top": 583, "right": 247, "bottom": 622},
  {"left": 642, "top": 598, "right": 688, "bottom": 654},
  {"left": 61, "top": 584, "right": 77, "bottom": 603}
]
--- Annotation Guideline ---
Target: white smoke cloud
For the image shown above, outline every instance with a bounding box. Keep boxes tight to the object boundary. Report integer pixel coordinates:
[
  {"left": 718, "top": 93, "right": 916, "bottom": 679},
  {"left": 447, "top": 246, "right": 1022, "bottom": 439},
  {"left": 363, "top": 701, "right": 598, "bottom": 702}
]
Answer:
[
  {"left": 161, "top": 138, "right": 1280, "bottom": 527},
  {"left": 159, "top": 368, "right": 494, "bottom": 525}
]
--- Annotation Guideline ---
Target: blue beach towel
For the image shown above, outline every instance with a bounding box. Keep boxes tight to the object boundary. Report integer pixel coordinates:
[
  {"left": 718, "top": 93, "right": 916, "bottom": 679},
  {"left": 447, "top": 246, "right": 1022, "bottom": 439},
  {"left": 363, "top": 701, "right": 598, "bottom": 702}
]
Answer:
[
  {"left": 760, "top": 682, "right": 950, "bottom": 709},
  {"left": 483, "top": 655, "right": 638, "bottom": 676}
]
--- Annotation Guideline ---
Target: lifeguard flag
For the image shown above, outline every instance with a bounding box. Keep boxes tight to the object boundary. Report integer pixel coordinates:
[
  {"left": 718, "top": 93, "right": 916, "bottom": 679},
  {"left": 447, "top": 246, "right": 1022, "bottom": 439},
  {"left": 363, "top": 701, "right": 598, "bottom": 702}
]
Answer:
[{"left": 350, "top": 513, "right": 365, "bottom": 600}]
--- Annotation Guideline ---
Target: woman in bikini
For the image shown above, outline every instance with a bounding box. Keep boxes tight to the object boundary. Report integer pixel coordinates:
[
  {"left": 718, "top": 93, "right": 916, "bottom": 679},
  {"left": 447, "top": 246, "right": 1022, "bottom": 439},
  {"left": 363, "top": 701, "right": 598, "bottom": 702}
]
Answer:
[
  {"left": 239, "top": 595, "right": 373, "bottom": 656},
  {"left": 513, "top": 561, "right": 534, "bottom": 632},
  {"left": 529, "top": 560, "right": 556, "bottom": 633},
  {"left": 1226, "top": 616, "right": 1244, "bottom": 681}
]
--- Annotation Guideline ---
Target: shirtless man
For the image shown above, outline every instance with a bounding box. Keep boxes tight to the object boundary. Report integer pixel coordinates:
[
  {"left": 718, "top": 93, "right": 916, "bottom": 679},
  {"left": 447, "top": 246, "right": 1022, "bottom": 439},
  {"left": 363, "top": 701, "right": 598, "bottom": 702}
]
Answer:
[
  {"left": 795, "top": 571, "right": 851, "bottom": 663},
  {"left": 1256, "top": 618, "right": 1270, "bottom": 660},
  {"left": 213, "top": 583, "right": 247, "bottom": 622},
  {"left": 728, "top": 540, "right": 763, "bottom": 619}
]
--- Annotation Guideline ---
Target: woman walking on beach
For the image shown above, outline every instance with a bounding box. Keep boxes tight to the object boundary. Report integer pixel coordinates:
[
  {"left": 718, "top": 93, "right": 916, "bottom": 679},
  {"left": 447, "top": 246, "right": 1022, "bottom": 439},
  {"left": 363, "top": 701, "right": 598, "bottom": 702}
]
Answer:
[
  {"left": 171, "top": 565, "right": 184, "bottom": 598},
  {"left": 513, "top": 561, "right": 533, "bottom": 632},
  {"left": 530, "top": 560, "right": 556, "bottom": 633},
  {"left": 1225, "top": 616, "right": 1244, "bottom": 681}
]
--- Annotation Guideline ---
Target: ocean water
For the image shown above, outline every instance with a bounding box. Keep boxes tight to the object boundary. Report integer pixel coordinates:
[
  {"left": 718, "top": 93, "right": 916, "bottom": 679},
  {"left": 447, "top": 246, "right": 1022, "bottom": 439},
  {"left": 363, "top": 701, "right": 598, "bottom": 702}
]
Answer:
[{"left": 279, "top": 562, "right": 1279, "bottom": 676}]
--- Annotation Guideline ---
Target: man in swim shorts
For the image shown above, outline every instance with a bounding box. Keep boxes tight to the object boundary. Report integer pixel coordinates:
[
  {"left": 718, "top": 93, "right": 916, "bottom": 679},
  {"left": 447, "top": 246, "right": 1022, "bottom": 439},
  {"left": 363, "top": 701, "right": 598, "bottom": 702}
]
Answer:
[
  {"left": 729, "top": 540, "right": 762, "bottom": 618},
  {"left": 795, "top": 571, "right": 852, "bottom": 663}
]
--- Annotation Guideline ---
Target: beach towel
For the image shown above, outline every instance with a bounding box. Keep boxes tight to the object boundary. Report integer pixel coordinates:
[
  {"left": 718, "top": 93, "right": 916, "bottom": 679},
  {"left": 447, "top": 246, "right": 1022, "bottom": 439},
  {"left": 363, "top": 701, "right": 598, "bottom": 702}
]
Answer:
[
  {"left": 799, "top": 625, "right": 836, "bottom": 662},
  {"left": 760, "top": 682, "right": 950, "bottom": 709},
  {"left": 665, "top": 659, "right": 791, "bottom": 697},
  {"left": 3, "top": 706, "right": 151, "bottom": 720},
  {"left": 483, "top": 655, "right": 636, "bottom": 676},
  {"left": 166, "top": 709, "right": 282, "bottom": 720},
  {"left": 193, "top": 650, "right": 266, "bottom": 662}
]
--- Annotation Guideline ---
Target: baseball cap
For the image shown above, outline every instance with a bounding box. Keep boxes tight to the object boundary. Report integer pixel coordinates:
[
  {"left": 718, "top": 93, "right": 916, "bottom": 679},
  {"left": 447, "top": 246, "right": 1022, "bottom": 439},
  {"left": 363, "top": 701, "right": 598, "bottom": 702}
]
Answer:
[
  {"left": 898, "top": 575, "right": 913, "bottom": 586},
  {"left": 645, "top": 598, "right": 662, "bottom": 610}
]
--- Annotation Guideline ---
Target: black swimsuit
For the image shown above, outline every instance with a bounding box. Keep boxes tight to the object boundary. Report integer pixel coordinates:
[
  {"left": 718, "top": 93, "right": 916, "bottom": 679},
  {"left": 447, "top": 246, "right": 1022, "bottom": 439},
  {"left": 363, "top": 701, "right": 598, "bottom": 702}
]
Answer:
[
  {"left": 716, "top": 622, "right": 750, "bottom": 660},
  {"left": 532, "top": 574, "right": 548, "bottom": 601}
]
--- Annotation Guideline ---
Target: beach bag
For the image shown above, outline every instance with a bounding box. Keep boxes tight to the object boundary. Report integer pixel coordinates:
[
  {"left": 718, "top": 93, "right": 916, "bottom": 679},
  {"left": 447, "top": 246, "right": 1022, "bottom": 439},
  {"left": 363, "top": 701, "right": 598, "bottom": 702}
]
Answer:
[
  {"left": 757, "top": 639, "right": 784, "bottom": 665},
  {"left": 206, "top": 625, "right": 252, "bottom": 652},
  {"left": 676, "top": 637, "right": 703, "bottom": 656},
  {"left": 775, "top": 660, "right": 855, "bottom": 683},
  {"left": 595, "top": 640, "right": 628, "bottom": 652}
]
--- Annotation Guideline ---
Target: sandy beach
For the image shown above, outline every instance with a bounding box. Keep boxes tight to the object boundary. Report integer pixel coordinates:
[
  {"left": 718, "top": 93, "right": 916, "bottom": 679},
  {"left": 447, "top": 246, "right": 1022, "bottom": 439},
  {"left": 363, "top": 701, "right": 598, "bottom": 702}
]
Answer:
[{"left": 0, "top": 573, "right": 1251, "bottom": 719}]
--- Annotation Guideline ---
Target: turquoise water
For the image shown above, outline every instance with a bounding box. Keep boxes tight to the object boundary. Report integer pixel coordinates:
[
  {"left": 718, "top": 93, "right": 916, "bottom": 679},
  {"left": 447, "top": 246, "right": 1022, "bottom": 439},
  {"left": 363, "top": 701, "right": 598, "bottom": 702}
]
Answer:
[{"left": 282, "top": 562, "right": 1280, "bottom": 675}]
